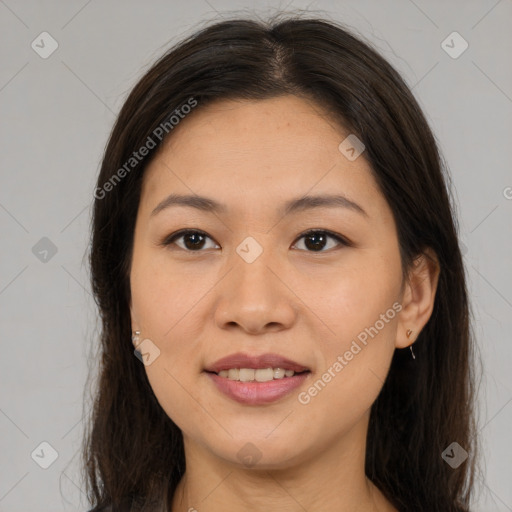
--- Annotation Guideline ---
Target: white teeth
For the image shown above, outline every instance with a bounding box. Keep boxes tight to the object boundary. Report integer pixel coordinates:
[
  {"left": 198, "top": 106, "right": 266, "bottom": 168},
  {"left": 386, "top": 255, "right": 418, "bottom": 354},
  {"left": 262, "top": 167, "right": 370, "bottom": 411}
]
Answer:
[
  {"left": 273, "top": 368, "right": 286, "bottom": 379},
  {"left": 227, "top": 369, "right": 239, "bottom": 380},
  {"left": 239, "top": 368, "right": 255, "bottom": 382},
  {"left": 216, "top": 367, "right": 300, "bottom": 381},
  {"left": 255, "top": 368, "right": 274, "bottom": 382}
]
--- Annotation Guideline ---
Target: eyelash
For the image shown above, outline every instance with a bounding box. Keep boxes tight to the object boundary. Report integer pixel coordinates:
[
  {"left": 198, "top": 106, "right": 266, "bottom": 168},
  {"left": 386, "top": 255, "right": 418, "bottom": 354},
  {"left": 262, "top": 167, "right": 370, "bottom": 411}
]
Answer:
[{"left": 159, "top": 228, "right": 351, "bottom": 253}]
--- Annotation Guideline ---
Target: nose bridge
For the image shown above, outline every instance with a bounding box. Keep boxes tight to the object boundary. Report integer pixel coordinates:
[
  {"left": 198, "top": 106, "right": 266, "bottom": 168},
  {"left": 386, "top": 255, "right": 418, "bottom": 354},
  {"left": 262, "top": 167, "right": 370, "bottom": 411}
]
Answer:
[
  {"left": 214, "top": 235, "right": 296, "bottom": 332},
  {"left": 232, "top": 235, "right": 280, "bottom": 299}
]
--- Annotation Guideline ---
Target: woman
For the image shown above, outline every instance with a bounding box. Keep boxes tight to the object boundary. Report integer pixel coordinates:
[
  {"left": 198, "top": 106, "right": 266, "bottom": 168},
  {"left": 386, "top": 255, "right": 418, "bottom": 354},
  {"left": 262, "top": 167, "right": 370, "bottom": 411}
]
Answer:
[{"left": 83, "top": 12, "right": 479, "bottom": 512}]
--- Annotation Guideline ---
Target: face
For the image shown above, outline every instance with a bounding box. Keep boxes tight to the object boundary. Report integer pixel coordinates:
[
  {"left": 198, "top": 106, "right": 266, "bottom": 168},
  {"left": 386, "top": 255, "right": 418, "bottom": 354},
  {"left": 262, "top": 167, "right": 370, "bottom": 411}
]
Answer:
[{"left": 129, "top": 95, "right": 405, "bottom": 468}]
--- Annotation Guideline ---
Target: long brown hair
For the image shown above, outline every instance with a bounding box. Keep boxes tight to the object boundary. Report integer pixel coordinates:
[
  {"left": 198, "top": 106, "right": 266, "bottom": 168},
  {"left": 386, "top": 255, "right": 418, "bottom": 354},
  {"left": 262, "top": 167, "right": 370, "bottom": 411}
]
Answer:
[{"left": 83, "top": 11, "right": 481, "bottom": 511}]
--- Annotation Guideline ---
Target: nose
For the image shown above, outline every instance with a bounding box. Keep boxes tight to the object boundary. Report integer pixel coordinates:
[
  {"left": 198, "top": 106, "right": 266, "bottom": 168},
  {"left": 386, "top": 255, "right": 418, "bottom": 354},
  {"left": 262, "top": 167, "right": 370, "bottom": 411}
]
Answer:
[{"left": 214, "top": 246, "right": 297, "bottom": 335}]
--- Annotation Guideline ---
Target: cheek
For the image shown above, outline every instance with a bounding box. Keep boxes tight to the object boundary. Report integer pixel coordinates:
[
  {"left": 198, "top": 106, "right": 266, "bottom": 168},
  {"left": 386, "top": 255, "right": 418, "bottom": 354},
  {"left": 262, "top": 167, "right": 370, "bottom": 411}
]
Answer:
[
  {"left": 130, "top": 248, "right": 209, "bottom": 343},
  {"left": 297, "top": 281, "right": 400, "bottom": 439},
  {"left": 304, "top": 252, "right": 401, "bottom": 345},
  {"left": 130, "top": 252, "right": 215, "bottom": 430},
  {"left": 303, "top": 251, "right": 401, "bottom": 406}
]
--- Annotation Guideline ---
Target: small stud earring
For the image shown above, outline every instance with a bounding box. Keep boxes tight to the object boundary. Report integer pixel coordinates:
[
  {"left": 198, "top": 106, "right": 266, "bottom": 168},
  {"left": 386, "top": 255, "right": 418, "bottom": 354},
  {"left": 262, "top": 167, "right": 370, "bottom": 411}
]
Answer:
[
  {"left": 406, "top": 329, "right": 416, "bottom": 359},
  {"left": 132, "top": 330, "right": 141, "bottom": 348}
]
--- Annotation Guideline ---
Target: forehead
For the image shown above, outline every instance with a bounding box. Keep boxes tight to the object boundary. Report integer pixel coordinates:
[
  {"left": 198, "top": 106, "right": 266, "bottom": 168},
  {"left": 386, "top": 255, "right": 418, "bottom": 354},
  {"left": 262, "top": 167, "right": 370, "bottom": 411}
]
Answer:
[{"left": 140, "top": 95, "right": 382, "bottom": 216}]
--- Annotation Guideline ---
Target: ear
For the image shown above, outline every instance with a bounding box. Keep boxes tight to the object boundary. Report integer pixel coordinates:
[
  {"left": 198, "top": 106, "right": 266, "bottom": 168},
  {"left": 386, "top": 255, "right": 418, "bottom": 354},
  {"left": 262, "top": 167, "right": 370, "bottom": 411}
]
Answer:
[{"left": 396, "top": 248, "right": 440, "bottom": 349}]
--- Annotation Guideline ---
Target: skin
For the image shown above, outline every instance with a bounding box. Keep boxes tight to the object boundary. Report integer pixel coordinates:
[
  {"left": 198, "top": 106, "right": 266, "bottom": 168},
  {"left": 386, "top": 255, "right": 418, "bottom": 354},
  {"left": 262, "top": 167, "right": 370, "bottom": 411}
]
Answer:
[{"left": 129, "top": 95, "right": 440, "bottom": 511}]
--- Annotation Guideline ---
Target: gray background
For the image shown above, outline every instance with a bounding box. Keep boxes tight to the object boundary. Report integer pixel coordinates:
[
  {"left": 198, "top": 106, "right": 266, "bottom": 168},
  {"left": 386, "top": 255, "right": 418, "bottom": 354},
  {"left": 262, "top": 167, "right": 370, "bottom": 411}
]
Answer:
[{"left": 0, "top": 0, "right": 511, "bottom": 510}]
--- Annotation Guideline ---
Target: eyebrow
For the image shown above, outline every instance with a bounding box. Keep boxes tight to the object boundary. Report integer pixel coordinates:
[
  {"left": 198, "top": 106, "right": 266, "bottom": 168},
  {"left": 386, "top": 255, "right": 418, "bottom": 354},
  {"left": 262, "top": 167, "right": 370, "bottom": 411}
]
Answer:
[{"left": 150, "top": 193, "right": 368, "bottom": 218}]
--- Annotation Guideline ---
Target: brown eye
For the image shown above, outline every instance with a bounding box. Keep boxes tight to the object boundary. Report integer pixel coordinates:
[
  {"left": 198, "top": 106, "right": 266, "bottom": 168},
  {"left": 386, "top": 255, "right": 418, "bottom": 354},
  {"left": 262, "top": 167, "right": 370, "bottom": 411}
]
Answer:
[
  {"left": 293, "top": 230, "right": 349, "bottom": 252},
  {"left": 162, "top": 230, "right": 219, "bottom": 251}
]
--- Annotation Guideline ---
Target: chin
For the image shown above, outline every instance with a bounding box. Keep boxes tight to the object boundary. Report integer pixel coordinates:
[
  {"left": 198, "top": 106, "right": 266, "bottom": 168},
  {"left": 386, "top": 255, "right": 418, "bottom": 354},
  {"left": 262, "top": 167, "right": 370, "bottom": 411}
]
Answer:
[{"left": 209, "top": 436, "right": 307, "bottom": 471}]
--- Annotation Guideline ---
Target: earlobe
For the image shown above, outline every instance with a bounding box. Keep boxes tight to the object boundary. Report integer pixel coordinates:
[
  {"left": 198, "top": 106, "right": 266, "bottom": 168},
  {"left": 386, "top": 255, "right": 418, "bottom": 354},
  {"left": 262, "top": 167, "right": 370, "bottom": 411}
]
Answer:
[
  {"left": 396, "top": 248, "right": 440, "bottom": 349},
  {"left": 132, "top": 330, "right": 141, "bottom": 348},
  {"left": 129, "top": 302, "right": 141, "bottom": 345},
  {"left": 130, "top": 316, "right": 140, "bottom": 344}
]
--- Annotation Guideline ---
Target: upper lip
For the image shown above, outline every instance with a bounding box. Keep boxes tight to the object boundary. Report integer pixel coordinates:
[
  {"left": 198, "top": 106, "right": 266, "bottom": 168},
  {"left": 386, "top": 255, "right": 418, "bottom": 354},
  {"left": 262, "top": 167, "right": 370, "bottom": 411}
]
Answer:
[{"left": 205, "top": 352, "right": 310, "bottom": 373}]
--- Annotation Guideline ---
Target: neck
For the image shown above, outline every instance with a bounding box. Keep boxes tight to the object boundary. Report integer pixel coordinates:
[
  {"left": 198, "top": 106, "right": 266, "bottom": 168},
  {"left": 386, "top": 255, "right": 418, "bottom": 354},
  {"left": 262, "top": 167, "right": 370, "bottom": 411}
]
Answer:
[{"left": 170, "top": 413, "right": 396, "bottom": 512}]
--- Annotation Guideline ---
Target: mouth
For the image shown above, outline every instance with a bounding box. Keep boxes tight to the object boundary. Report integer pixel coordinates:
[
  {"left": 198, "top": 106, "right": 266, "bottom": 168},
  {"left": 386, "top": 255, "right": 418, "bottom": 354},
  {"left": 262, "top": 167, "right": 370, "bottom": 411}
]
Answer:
[{"left": 204, "top": 352, "right": 311, "bottom": 405}]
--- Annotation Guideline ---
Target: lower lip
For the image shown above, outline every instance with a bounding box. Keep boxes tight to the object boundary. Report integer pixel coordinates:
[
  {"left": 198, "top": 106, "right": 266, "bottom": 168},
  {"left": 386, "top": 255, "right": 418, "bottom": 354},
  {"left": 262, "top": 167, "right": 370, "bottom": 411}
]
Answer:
[{"left": 205, "top": 371, "right": 310, "bottom": 405}]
